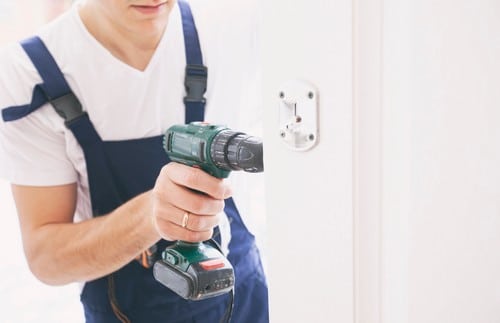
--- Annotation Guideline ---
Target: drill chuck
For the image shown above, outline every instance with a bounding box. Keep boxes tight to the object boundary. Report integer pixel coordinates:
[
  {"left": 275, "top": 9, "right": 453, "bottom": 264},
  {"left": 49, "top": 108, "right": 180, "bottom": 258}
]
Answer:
[{"left": 210, "top": 130, "right": 264, "bottom": 173}]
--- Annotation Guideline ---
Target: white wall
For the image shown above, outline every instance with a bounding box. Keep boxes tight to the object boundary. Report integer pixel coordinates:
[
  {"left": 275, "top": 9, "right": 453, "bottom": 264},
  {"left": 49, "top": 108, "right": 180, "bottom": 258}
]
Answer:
[{"left": 261, "top": 0, "right": 354, "bottom": 322}]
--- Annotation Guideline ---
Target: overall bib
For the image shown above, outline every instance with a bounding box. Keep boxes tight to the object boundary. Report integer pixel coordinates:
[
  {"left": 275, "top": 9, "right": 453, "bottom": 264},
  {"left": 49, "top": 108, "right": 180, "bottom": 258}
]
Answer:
[{"left": 2, "top": 1, "right": 269, "bottom": 322}]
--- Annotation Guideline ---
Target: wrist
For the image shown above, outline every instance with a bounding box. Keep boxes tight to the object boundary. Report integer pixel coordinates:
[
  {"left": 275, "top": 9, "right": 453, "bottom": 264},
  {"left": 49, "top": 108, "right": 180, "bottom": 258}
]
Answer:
[{"left": 142, "top": 190, "right": 162, "bottom": 243}]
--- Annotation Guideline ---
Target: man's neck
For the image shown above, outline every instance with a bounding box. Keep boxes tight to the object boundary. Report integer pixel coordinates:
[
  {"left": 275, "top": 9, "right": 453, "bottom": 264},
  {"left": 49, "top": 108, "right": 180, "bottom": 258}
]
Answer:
[{"left": 79, "top": 3, "right": 167, "bottom": 71}]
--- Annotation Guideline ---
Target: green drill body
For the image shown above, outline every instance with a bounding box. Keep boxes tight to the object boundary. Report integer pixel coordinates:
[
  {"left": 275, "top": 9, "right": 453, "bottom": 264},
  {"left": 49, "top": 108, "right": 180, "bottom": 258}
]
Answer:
[
  {"left": 154, "top": 121, "right": 263, "bottom": 301},
  {"left": 164, "top": 122, "right": 231, "bottom": 179}
]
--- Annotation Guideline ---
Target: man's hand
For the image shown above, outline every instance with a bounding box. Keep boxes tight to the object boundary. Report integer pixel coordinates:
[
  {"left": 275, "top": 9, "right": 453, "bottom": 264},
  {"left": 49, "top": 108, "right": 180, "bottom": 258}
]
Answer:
[{"left": 152, "top": 162, "right": 232, "bottom": 242}]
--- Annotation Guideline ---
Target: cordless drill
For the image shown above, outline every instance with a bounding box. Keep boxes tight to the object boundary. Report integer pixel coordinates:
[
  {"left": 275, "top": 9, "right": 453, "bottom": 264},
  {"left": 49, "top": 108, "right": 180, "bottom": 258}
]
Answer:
[{"left": 153, "top": 122, "right": 263, "bottom": 300}]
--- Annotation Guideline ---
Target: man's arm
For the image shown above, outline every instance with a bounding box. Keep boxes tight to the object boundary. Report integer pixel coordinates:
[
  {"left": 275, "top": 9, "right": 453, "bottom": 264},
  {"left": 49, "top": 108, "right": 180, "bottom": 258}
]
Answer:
[
  {"left": 12, "top": 163, "right": 231, "bottom": 286},
  {"left": 13, "top": 183, "right": 159, "bottom": 285}
]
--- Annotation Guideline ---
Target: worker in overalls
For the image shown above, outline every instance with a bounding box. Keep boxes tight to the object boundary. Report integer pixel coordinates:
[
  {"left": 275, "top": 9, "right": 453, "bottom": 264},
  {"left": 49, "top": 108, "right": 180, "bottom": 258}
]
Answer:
[{"left": 0, "top": 0, "right": 268, "bottom": 322}]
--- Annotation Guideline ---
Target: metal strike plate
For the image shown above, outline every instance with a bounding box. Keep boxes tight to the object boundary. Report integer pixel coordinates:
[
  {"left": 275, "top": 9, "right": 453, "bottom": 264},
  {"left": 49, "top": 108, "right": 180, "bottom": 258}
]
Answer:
[{"left": 278, "top": 80, "right": 319, "bottom": 151}]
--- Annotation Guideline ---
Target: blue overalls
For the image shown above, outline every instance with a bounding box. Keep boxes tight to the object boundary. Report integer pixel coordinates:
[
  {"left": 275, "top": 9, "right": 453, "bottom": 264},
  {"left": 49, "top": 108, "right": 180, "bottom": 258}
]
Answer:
[{"left": 2, "top": 1, "right": 269, "bottom": 322}]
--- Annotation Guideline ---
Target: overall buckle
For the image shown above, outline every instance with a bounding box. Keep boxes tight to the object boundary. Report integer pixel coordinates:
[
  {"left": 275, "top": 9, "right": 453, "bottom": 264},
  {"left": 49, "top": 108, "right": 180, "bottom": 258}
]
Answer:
[
  {"left": 184, "top": 64, "right": 208, "bottom": 103},
  {"left": 50, "top": 92, "right": 87, "bottom": 126}
]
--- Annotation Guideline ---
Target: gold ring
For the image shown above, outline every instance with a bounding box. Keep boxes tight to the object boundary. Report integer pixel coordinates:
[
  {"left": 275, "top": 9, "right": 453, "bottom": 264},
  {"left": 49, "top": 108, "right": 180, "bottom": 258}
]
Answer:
[{"left": 181, "top": 212, "right": 190, "bottom": 228}]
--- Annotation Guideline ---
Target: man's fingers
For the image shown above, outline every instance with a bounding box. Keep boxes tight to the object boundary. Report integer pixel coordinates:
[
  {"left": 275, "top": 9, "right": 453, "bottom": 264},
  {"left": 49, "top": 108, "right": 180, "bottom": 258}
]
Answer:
[
  {"left": 153, "top": 179, "right": 226, "bottom": 216},
  {"left": 153, "top": 216, "right": 214, "bottom": 242},
  {"left": 163, "top": 163, "right": 232, "bottom": 199}
]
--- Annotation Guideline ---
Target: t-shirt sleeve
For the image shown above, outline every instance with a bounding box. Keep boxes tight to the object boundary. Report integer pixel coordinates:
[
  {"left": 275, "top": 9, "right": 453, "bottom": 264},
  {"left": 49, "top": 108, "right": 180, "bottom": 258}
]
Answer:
[{"left": 0, "top": 44, "right": 78, "bottom": 186}]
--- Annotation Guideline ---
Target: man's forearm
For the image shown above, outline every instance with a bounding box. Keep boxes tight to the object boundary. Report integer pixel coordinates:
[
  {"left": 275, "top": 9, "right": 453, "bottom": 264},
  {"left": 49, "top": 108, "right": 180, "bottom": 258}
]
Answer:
[{"left": 28, "top": 191, "right": 160, "bottom": 285}]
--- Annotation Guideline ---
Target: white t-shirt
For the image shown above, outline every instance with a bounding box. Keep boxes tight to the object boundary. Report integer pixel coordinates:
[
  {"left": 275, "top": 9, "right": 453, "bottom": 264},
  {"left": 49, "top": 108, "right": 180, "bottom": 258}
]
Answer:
[{"left": 0, "top": 1, "right": 264, "bottom": 252}]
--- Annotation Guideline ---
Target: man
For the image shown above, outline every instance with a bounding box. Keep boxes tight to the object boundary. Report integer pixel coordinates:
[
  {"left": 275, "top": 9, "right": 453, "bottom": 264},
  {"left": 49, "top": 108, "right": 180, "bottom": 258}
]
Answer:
[{"left": 0, "top": 0, "right": 268, "bottom": 322}]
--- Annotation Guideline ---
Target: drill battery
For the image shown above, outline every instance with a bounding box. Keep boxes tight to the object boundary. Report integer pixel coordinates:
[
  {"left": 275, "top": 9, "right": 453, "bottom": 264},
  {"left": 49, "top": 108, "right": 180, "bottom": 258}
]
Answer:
[{"left": 153, "top": 241, "right": 234, "bottom": 300}]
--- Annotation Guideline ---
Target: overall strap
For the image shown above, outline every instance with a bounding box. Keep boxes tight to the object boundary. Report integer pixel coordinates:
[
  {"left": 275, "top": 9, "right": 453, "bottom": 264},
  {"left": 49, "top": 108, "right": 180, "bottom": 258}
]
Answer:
[
  {"left": 2, "top": 37, "right": 86, "bottom": 125},
  {"left": 178, "top": 0, "right": 207, "bottom": 123}
]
